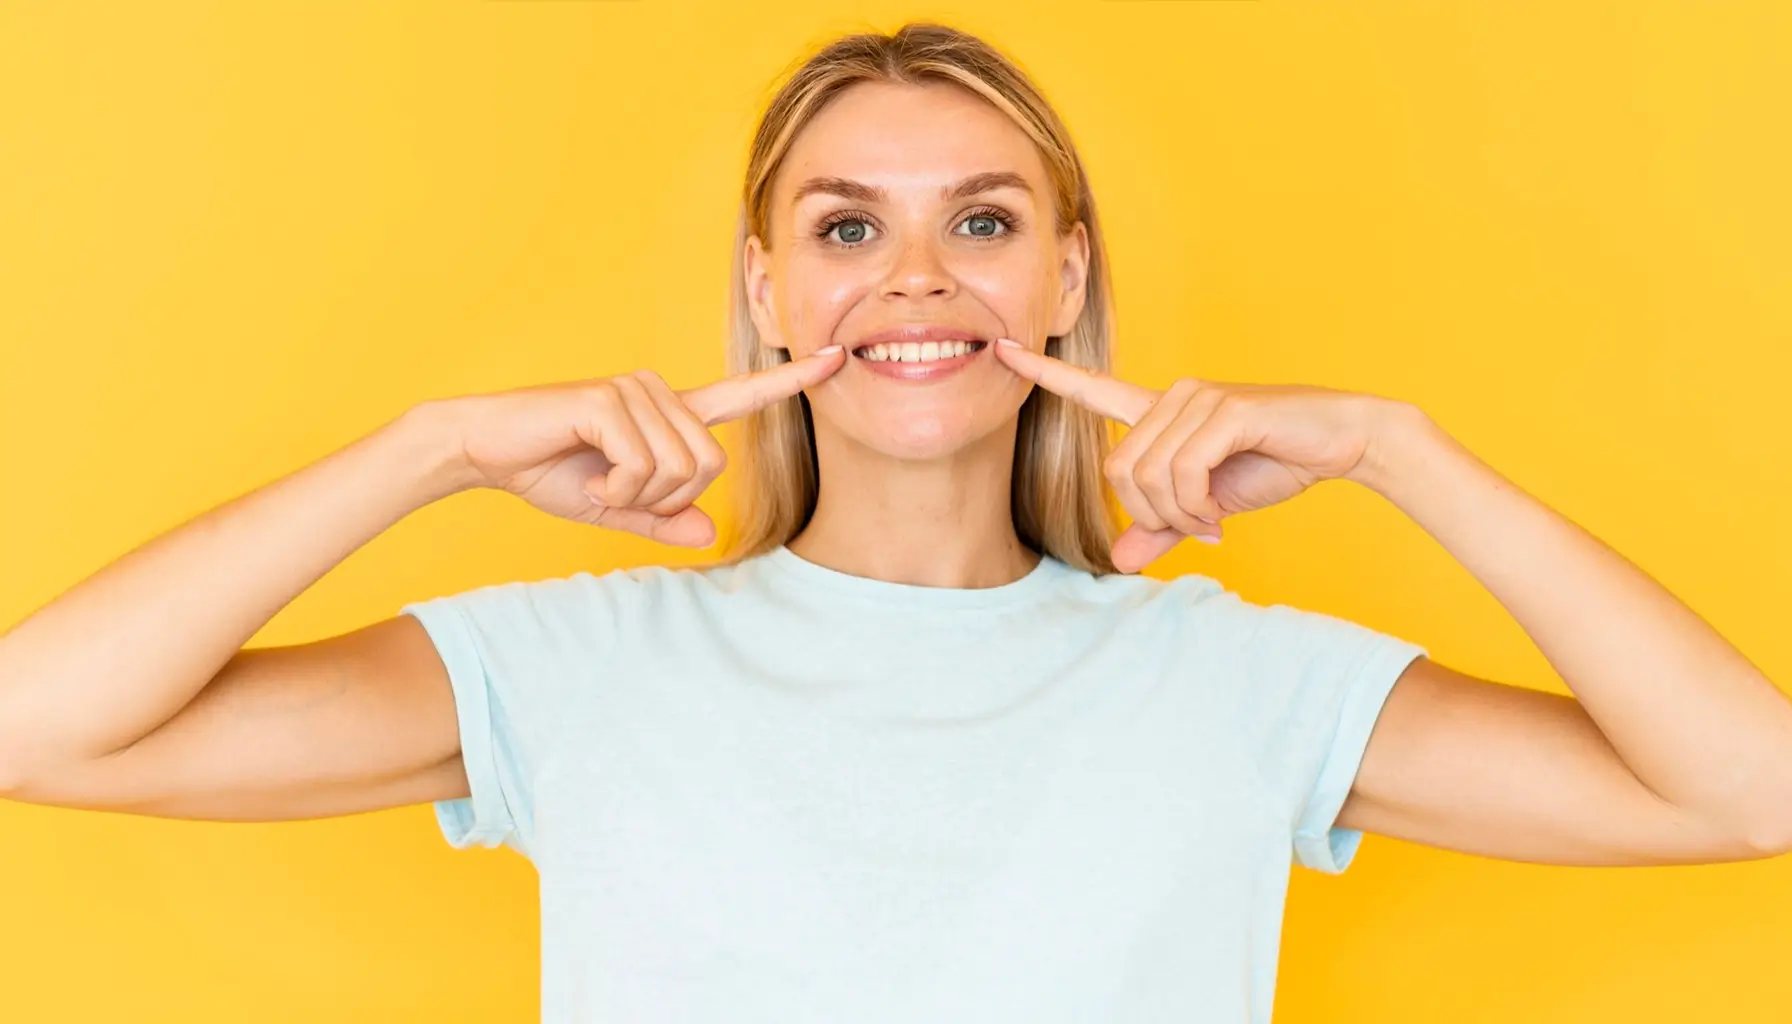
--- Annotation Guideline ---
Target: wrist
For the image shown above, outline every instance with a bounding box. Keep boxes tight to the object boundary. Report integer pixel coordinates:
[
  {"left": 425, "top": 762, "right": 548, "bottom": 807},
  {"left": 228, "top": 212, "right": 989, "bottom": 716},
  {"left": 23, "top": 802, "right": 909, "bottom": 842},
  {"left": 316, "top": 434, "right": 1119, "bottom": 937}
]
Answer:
[
  {"left": 1347, "top": 398, "right": 1450, "bottom": 496},
  {"left": 383, "top": 399, "right": 485, "bottom": 505}
]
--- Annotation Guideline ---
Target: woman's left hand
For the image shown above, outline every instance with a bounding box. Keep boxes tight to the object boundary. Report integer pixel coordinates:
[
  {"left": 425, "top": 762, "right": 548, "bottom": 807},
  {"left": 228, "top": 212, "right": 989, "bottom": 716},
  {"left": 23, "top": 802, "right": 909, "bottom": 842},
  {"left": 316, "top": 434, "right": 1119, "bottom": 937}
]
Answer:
[{"left": 994, "top": 338, "right": 1413, "bottom": 573}]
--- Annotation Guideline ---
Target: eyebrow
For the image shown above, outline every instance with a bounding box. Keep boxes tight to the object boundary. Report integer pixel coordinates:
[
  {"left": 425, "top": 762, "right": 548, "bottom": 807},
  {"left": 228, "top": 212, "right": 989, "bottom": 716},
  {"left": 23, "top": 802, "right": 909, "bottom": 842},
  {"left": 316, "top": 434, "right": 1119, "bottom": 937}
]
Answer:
[{"left": 790, "top": 171, "right": 1034, "bottom": 205}]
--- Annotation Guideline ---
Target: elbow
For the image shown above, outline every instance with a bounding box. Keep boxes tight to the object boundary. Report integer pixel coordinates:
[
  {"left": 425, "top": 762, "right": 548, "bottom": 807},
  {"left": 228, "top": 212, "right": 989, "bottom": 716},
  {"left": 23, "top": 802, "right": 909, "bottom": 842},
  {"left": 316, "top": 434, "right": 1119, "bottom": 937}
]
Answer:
[
  {"left": 0, "top": 757, "right": 23, "bottom": 801},
  {"left": 0, "top": 732, "right": 24, "bottom": 798},
  {"left": 0, "top": 739, "right": 59, "bottom": 803},
  {"left": 0, "top": 731, "right": 42, "bottom": 799},
  {"left": 1739, "top": 757, "right": 1792, "bottom": 858},
  {"left": 1722, "top": 782, "right": 1792, "bottom": 859},
  {"left": 1739, "top": 815, "right": 1792, "bottom": 860}
]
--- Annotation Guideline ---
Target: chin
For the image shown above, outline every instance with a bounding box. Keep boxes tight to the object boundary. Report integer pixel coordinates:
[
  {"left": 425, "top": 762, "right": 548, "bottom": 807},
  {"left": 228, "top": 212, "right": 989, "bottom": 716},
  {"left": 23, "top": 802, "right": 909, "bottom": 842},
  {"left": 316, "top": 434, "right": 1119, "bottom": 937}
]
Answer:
[
  {"left": 867, "top": 418, "right": 978, "bottom": 461},
  {"left": 815, "top": 401, "right": 1018, "bottom": 463}
]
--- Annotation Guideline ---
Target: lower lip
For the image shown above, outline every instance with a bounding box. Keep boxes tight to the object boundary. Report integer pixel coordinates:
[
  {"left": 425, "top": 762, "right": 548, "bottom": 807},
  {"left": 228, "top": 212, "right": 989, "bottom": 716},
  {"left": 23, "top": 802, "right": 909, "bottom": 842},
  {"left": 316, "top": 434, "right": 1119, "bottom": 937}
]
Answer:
[{"left": 851, "top": 343, "right": 988, "bottom": 381}]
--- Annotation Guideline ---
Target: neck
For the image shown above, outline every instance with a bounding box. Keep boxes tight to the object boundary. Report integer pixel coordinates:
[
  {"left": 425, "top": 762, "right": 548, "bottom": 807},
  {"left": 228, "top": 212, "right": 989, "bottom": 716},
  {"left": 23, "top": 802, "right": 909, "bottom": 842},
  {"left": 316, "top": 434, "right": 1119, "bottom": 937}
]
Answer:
[{"left": 787, "top": 421, "right": 1040, "bottom": 589}]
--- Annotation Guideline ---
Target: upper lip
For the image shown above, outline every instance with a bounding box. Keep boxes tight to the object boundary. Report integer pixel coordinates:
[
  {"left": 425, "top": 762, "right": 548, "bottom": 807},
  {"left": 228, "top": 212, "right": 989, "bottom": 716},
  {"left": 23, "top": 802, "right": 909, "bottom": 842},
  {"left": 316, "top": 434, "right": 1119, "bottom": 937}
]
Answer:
[{"left": 849, "top": 324, "right": 988, "bottom": 351}]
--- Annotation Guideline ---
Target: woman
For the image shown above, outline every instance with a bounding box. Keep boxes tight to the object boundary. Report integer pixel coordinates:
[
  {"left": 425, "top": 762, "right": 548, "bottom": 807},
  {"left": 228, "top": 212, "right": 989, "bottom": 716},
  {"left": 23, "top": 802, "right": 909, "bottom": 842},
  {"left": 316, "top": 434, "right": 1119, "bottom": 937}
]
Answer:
[{"left": 0, "top": 21, "right": 1786, "bottom": 1023}]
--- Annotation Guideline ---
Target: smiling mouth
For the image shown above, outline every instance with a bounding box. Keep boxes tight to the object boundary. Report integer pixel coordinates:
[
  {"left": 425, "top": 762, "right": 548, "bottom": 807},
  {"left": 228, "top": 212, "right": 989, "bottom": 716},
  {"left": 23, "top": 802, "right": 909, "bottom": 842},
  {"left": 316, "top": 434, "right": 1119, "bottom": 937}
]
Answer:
[{"left": 852, "top": 340, "right": 988, "bottom": 364}]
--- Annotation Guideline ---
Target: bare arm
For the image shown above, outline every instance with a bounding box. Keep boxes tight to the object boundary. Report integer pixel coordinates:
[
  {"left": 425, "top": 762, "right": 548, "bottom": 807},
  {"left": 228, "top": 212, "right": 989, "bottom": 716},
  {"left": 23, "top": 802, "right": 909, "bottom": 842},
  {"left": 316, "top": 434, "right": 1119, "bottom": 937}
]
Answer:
[
  {"left": 6, "top": 616, "right": 476, "bottom": 820},
  {"left": 0, "top": 349, "right": 845, "bottom": 823},
  {"left": 0, "top": 405, "right": 473, "bottom": 817},
  {"left": 1339, "top": 411, "right": 1792, "bottom": 865}
]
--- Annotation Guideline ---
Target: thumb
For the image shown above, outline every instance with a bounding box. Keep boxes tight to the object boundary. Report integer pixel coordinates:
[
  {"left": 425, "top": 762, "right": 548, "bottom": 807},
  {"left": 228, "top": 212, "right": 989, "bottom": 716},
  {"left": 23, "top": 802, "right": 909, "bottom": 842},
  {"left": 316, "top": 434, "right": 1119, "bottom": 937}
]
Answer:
[
  {"left": 1111, "top": 521, "right": 1221, "bottom": 574},
  {"left": 588, "top": 503, "right": 719, "bottom": 549},
  {"left": 1111, "top": 524, "right": 1183, "bottom": 574}
]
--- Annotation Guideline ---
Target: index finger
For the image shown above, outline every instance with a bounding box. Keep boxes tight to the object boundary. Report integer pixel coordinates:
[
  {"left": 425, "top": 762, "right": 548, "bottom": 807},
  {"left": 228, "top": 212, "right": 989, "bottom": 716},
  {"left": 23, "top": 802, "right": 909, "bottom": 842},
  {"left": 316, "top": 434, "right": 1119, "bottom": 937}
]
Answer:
[
  {"left": 993, "top": 339, "right": 1158, "bottom": 426},
  {"left": 679, "top": 345, "right": 846, "bottom": 426}
]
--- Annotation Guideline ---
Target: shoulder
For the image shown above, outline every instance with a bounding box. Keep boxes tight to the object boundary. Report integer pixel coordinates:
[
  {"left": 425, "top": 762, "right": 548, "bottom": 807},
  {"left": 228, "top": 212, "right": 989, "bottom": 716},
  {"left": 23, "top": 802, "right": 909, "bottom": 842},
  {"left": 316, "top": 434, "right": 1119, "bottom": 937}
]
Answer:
[
  {"left": 400, "top": 557, "right": 768, "bottom": 631},
  {"left": 1050, "top": 564, "right": 1419, "bottom": 668}
]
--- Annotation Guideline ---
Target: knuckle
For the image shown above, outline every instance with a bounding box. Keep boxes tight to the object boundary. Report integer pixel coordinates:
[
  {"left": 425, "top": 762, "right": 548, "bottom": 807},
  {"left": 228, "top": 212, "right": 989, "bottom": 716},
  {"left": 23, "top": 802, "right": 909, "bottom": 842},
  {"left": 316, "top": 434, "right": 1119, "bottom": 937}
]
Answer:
[
  {"left": 663, "top": 452, "right": 697, "bottom": 480},
  {"left": 695, "top": 442, "right": 728, "bottom": 477},
  {"left": 1176, "top": 491, "right": 1212, "bottom": 521},
  {"left": 1135, "top": 458, "right": 1174, "bottom": 494},
  {"left": 1169, "top": 448, "right": 1207, "bottom": 478},
  {"left": 746, "top": 383, "right": 779, "bottom": 412},
  {"left": 1214, "top": 390, "right": 1250, "bottom": 414},
  {"left": 615, "top": 452, "right": 655, "bottom": 481},
  {"left": 588, "top": 380, "right": 622, "bottom": 406},
  {"left": 1166, "top": 377, "right": 1202, "bottom": 401},
  {"left": 609, "top": 375, "right": 646, "bottom": 402}
]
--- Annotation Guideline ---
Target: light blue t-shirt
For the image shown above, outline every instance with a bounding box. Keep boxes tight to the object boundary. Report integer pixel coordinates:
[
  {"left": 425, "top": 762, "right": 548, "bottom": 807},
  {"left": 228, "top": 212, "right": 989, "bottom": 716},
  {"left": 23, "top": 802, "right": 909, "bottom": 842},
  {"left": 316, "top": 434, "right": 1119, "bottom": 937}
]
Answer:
[{"left": 401, "top": 545, "right": 1425, "bottom": 1023}]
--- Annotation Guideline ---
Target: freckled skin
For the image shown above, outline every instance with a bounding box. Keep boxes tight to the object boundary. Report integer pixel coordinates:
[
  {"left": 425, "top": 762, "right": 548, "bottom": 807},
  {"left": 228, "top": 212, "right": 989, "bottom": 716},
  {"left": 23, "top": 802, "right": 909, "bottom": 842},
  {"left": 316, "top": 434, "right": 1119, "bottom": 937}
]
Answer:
[{"left": 743, "top": 81, "right": 1089, "bottom": 462}]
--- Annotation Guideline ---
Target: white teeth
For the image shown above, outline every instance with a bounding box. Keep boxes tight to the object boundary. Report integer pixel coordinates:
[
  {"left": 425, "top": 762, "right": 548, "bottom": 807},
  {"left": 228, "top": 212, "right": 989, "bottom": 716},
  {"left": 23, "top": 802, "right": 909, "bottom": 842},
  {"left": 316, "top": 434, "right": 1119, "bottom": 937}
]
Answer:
[{"left": 858, "top": 339, "right": 980, "bottom": 363}]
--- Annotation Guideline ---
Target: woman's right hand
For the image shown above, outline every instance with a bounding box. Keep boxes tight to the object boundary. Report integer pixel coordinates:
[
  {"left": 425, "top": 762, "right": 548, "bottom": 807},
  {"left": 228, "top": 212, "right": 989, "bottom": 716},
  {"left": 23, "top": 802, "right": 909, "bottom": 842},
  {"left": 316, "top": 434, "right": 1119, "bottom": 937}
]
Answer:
[
  {"left": 433, "top": 345, "right": 846, "bottom": 547},
  {"left": 0, "top": 341, "right": 849, "bottom": 818}
]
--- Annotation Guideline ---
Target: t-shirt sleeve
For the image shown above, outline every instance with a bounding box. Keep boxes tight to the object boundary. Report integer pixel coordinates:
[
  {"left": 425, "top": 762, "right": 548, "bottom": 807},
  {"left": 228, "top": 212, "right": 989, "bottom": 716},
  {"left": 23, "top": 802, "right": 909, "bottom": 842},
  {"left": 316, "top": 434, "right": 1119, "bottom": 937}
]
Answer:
[
  {"left": 1236, "top": 600, "right": 1427, "bottom": 875},
  {"left": 400, "top": 572, "right": 616, "bottom": 859}
]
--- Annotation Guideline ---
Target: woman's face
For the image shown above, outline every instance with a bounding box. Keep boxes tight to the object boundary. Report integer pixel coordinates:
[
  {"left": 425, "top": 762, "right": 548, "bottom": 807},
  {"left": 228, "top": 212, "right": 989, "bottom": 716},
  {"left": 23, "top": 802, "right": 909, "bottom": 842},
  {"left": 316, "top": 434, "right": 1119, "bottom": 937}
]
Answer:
[{"left": 744, "top": 81, "right": 1090, "bottom": 461}]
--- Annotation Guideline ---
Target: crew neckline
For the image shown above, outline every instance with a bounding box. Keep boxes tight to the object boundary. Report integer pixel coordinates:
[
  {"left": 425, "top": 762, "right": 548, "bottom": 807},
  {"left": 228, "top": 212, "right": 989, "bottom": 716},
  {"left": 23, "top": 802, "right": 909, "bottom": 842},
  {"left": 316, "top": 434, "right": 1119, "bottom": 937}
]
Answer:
[{"left": 758, "top": 544, "right": 1068, "bottom": 611}]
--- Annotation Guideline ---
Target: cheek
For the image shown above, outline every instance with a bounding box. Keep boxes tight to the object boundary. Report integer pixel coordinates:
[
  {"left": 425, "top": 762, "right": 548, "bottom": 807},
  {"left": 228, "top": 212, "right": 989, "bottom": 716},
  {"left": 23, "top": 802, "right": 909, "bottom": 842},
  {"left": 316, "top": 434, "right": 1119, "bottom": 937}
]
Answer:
[
  {"left": 781, "top": 258, "right": 869, "bottom": 354},
  {"left": 957, "top": 249, "right": 1060, "bottom": 338}
]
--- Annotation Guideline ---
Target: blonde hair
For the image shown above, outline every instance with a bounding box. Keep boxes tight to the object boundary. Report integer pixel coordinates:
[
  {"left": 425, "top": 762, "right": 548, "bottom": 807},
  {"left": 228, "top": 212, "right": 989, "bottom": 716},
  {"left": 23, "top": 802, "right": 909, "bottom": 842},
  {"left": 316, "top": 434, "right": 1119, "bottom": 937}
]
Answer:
[{"left": 723, "top": 22, "right": 1120, "bottom": 575}]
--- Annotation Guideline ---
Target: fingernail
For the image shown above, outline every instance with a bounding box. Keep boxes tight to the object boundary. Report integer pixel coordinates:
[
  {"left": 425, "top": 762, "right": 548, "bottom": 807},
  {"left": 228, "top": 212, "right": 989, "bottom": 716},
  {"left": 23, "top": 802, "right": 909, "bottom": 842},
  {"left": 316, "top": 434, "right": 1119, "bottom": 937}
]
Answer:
[
  {"left": 815, "top": 345, "right": 843, "bottom": 356},
  {"left": 588, "top": 494, "right": 606, "bottom": 506},
  {"left": 997, "top": 338, "right": 1022, "bottom": 348},
  {"left": 1195, "top": 533, "right": 1222, "bottom": 545}
]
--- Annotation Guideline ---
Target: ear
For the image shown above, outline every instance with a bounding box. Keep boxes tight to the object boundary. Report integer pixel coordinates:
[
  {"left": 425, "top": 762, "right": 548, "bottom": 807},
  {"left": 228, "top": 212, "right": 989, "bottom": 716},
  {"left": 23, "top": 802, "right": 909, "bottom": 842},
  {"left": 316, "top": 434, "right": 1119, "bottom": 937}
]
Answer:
[
  {"left": 742, "top": 234, "right": 786, "bottom": 351},
  {"left": 1048, "top": 220, "right": 1091, "bottom": 338}
]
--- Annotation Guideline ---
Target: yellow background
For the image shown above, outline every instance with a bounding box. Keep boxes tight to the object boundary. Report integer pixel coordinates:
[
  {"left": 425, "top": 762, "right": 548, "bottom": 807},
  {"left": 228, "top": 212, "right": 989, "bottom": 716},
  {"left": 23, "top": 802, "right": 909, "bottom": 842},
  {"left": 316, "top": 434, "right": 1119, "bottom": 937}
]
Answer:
[{"left": 3, "top": 1, "right": 1788, "bottom": 1020}]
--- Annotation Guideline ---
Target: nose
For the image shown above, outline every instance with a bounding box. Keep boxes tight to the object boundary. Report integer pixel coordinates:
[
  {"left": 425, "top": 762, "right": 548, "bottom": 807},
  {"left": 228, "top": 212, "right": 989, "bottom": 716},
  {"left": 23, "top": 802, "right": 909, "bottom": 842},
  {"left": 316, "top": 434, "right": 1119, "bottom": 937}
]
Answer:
[{"left": 878, "top": 234, "right": 956, "bottom": 301}]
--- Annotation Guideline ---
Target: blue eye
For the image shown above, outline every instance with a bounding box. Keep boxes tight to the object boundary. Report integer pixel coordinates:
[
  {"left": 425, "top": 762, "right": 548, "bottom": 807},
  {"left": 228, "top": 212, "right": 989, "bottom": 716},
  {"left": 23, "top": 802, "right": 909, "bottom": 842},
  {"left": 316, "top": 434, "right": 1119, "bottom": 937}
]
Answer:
[
  {"left": 824, "top": 219, "right": 876, "bottom": 245},
  {"left": 963, "top": 215, "right": 1002, "bottom": 237},
  {"left": 955, "top": 209, "right": 1013, "bottom": 239}
]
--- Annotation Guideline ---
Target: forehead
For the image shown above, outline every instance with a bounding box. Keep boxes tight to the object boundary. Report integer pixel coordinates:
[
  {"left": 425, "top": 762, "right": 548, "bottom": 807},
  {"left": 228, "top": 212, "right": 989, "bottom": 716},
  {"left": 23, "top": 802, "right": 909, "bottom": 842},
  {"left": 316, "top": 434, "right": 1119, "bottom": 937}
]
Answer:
[{"left": 773, "top": 80, "right": 1050, "bottom": 201}]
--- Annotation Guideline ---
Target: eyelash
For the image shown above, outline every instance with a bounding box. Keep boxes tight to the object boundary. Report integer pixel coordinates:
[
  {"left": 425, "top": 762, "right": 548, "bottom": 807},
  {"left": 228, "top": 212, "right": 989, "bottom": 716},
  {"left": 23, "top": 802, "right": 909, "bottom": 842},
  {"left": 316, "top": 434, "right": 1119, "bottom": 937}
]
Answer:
[{"left": 813, "top": 205, "right": 1020, "bottom": 247}]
